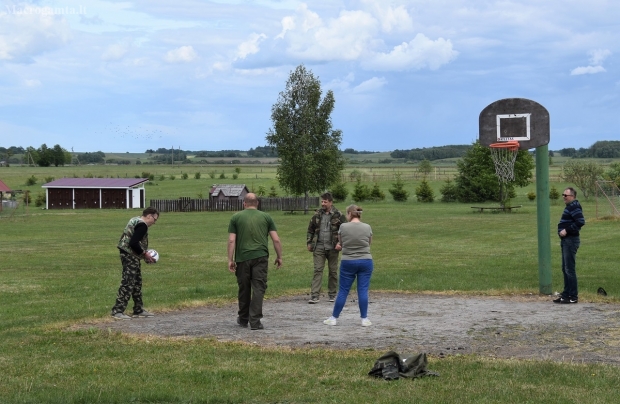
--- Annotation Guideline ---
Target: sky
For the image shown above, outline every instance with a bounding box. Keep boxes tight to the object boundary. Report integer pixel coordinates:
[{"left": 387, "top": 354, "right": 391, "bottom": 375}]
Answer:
[{"left": 0, "top": 0, "right": 618, "bottom": 153}]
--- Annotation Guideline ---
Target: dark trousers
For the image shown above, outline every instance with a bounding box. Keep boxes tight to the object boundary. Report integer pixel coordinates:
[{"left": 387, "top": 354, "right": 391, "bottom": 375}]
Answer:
[
  {"left": 560, "top": 236, "right": 580, "bottom": 299},
  {"left": 311, "top": 247, "right": 339, "bottom": 299},
  {"left": 236, "top": 256, "right": 269, "bottom": 327},
  {"left": 112, "top": 252, "right": 144, "bottom": 314}
]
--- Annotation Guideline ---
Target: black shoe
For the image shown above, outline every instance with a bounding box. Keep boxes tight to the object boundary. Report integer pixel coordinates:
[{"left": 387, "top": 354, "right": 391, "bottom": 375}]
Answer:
[
  {"left": 236, "top": 317, "right": 248, "bottom": 328},
  {"left": 553, "top": 296, "right": 567, "bottom": 303},
  {"left": 554, "top": 296, "right": 578, "bottom": 304},
  {"left": 250, "top": 323, "right": 264, "bottom": 330},
  {"left": 562, "top": 297, "right": 578, "bottom": 304}
]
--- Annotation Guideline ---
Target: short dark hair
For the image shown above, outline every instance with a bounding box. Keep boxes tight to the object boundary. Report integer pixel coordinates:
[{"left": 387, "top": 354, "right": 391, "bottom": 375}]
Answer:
[
  {"left": 565, "top": 187, "right": 577, "bottom": 197},
  {"left": 143, "top": 207, "right": 159, "bottom": 217},
  {"left": 320, "top": 192, "right": 333, "bottom": 202}
]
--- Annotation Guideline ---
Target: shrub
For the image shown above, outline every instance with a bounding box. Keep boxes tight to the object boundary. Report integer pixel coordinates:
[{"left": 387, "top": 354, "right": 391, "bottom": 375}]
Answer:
[
  {"left": 194, "top": 172, "right": 201, "bottom": 180},
  {"left": 415, "top": 179, "right": 435, "bottom": 202},
  {"left": 159, "top": 174, "right": 166, "bottom": 181},
  {"left": 26, "top": 175, "right": 37, "bottom": 186},
  {"left": 549, "top": 186, "right": 560, "bottom": 204},
  {"left": 330, "top": 182, "right": 348, "bottom": 202},
  {"left": 268, "top": 186, "right": 278, "bottom": 197},
  {"left": 44, "top": 176, "right": 55, "bottom": 183},
  {"left": 439, "top": 179, "right": 458, "bottom": 202},
  {"left": 181, "top": 173, "right": 189, "bottom": 180},
  {"left": 256, "top": 185, "right": 266, "bottom": 197},
  {"left": 232, "top": 173, "right": 238, "bottom": 180},
  {"left": 235, "top": 167, "right": 241, "bottom": 174},
  {"left": 169, "top": 175, "right": 176, "bottom": 180},
  {"left": 527, "top": 191, "right": 536, "bottom": 201},
  {"left": 369, "top": 183, "right": 385, "bottom": 201},
  {"left": 35, "top": 192, "right": 46, "bottom": 207},
  {"left": 208, "top": 171, "right": 216, "bottom": 179},
  {"left": 349, "top": 169, "right": 363, "bottom": 182},
  {"left": 389, "top": 173, "right": 409, "bottom": 202},
  {"left": 352, "top": 179, "right": 371, "bottom": 202},
  {"left": 219, "top": 172, "right": 226, "bottom": 179}
]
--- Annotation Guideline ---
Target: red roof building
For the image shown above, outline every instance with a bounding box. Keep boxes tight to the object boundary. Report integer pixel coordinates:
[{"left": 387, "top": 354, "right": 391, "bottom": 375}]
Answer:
[
  {"left": 0, "top": 179, "right": 11, "bottom": 193},
  {"left": 42, "top": 178, "right": 148, "bottom": 209},
  {"left": 0, "top": 179, "right": 13, "bottom": 211}
]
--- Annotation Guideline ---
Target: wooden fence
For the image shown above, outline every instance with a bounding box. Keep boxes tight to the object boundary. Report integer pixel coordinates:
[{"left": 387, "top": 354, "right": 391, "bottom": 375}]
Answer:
[{"left": 149, "top": 196, "right": 320, "bottom": 213}]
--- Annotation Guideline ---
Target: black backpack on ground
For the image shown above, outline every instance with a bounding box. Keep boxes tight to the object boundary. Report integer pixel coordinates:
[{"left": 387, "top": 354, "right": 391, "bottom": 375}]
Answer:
[{"left": 368, "top": 351, "right": 439, "bottom": 380}]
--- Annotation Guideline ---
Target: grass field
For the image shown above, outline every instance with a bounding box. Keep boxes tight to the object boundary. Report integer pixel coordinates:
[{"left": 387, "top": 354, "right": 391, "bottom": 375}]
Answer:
[{"left": 1, "top": 164, "right": 620, "bottom": 403}]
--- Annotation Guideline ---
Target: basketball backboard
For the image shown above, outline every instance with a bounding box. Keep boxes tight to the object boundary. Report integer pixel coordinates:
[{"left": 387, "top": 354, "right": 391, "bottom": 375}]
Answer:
[{"left": 479, "top": 98, "right": 549, "bottom": 150}]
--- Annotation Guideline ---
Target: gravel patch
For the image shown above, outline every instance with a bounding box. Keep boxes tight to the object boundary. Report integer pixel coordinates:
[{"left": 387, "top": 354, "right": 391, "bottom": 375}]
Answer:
[{"left": 85, "top": 292, "right": 620, "bottom": 365}]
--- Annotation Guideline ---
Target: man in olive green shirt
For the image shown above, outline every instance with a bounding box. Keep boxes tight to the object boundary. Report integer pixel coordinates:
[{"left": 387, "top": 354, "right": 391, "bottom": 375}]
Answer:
[{"left": 228, "top": 193, "right": 282, "bottom": 330}]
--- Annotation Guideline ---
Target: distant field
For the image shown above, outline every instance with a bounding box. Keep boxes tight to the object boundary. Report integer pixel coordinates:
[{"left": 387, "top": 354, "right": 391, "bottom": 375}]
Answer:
[{"left": 1, "top": 154, "right": 618, "bottom": 203}]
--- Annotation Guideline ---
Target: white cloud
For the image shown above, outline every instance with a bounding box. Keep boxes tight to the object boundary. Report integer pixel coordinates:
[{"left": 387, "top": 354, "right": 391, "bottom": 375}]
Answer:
[
  {"left": 570, "top": 49, "right": 611, "bottom": 75},
  {"left": 102, "top": 44, "right": 129, "bottom": 61},
  {"left": 24, "top": 79, "right": 42, "bottom": 87},
  {"left": 363, "top": 34, "right": 458, "bottom": 71},
  {"left": 80, "top": 14, "right": 103, "bottom": 25},
  {"left": 352, "top": 77, "right": 387, "bottom": 93},
  {"left": 570, "top": 65, "right": 606, "bottom": 75},
  {"left": 272, "top": 4, "right": 455, "bottom": 71},
  {"left": 282, "top": 8, "right": 378, "bottom": 61},
  {"left": 588, "top": 49, "right": 611, "bottom": 65},
  {"left": 236, "top": 33, "right": 267, "bottom": 60},
  {"left": 0, "top": 13, "right": 71, "bottom": 62},
  {"left": 360, "top": 0, "right": 413, "bottom": 33},
  {"left": 164, "top": 46, "right": 197, "bottom": 63}
]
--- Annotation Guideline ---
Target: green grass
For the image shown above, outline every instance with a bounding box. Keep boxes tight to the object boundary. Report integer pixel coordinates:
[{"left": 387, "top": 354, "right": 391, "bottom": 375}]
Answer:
[{"left": 1, "top": 166, "right": 620, "bottom": 403}]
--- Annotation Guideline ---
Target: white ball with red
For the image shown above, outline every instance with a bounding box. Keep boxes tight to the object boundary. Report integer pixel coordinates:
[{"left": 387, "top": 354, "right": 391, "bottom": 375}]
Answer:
[{"left": 147, "top": 249, "right": 159, "bottom": 262}]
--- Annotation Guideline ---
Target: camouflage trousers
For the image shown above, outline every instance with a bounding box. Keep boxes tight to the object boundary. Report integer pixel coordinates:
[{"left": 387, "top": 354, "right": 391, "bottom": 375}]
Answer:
[{"left": 111, "top": 251, "right": 144, "bottom": 315}]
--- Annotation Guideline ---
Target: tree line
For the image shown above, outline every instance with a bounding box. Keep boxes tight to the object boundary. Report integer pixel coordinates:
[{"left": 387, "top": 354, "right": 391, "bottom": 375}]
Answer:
[
  {"left": 390, "top": 145, "right": 471, "bottom": 161},
  {"left": 558, "top": 141, "right": 620, "bottom": 158}
]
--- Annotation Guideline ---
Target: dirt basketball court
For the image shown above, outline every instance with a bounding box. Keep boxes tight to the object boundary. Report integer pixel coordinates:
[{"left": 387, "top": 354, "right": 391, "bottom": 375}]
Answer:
[{"left": 88, "top": 292, "right": 620, "bottom": 365}]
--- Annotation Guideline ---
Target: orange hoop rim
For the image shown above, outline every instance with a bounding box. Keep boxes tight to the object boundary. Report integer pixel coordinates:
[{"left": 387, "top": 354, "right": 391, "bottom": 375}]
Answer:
[{"left": 489, "top": 141, "right": 520, "bottom": 151}]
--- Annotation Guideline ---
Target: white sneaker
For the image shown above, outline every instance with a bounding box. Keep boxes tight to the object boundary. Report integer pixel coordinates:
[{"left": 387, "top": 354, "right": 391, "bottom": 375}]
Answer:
[
  {"left": 361, "top": 318, "right": 372, "bottom": 327},
  {"left": 323, "top": 316, "right": 337, "bottom": 326}
]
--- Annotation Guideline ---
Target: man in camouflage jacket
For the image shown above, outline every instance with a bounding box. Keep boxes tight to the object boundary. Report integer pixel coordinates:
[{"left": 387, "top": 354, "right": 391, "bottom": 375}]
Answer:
[
  {"left": 111, "top": 207, "right": 159, "bottom": 319},
  {"left": 306, "top": 192, "right": 346, "bottom": 303}
]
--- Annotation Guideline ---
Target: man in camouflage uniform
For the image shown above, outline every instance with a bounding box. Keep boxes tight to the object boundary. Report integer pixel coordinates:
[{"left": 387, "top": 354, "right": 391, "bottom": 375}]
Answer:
[
  {"left": 306, "top": 192, "right": 346, "bottom": 304},
  {"left": 111, "top": 207, "right": 159, "bottom": 320}
]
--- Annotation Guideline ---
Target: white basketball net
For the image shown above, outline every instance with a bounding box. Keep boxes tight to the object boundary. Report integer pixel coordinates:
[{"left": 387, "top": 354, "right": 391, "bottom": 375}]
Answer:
[{"left": 490, "top": 142, "right": 519, "bottom": 183}]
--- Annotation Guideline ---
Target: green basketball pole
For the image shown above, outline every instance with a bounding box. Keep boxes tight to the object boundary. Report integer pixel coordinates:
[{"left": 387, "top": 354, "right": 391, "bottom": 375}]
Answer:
[{"left": 535, "top": 144, "right": 552, "bottom": 294}]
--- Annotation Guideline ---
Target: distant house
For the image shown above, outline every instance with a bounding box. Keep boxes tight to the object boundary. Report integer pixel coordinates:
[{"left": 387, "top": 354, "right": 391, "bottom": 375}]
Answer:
[
  {"left": 0, "top": 179, "right": 13, "bottom": 211},
  {"left": 209, "top": 184, "right": 249, "bottom": 201},
  {"left": 42, "top": 178, "right": 148, "bottom": 210}
]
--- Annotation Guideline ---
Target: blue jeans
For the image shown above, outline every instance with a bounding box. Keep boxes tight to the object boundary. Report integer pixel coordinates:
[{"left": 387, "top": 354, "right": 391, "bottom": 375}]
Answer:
[
  {"left": 560, "top": 236, "right": 580, "bottom": 298},
  {"left": 332, "top": 259, "right": 374, "bottom": 319}
]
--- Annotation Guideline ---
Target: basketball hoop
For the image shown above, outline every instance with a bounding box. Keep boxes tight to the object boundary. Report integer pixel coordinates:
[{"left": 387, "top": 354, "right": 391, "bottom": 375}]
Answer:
[{"left": 489, "top": 141, "right": 520, "bottom": 183}]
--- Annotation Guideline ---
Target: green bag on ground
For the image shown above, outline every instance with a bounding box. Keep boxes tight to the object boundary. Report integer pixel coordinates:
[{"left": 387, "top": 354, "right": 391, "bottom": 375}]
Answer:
[{"left": 368, "top": 351, "right": 439, "bottom": 380}]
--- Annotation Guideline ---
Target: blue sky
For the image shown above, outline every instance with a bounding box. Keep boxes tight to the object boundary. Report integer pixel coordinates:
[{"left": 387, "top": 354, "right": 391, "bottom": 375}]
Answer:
[{"left": 0, "top": 0, "right": 618, "bottom": 153}]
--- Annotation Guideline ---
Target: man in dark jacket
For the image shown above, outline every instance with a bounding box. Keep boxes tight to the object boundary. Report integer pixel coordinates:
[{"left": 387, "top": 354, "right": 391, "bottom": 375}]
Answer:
[
  {"left": 553, "top": 187, "right": 585, "bottom": 304},
  {"left": 306, "top": 192, "right": 346, "bottom": 304}
]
